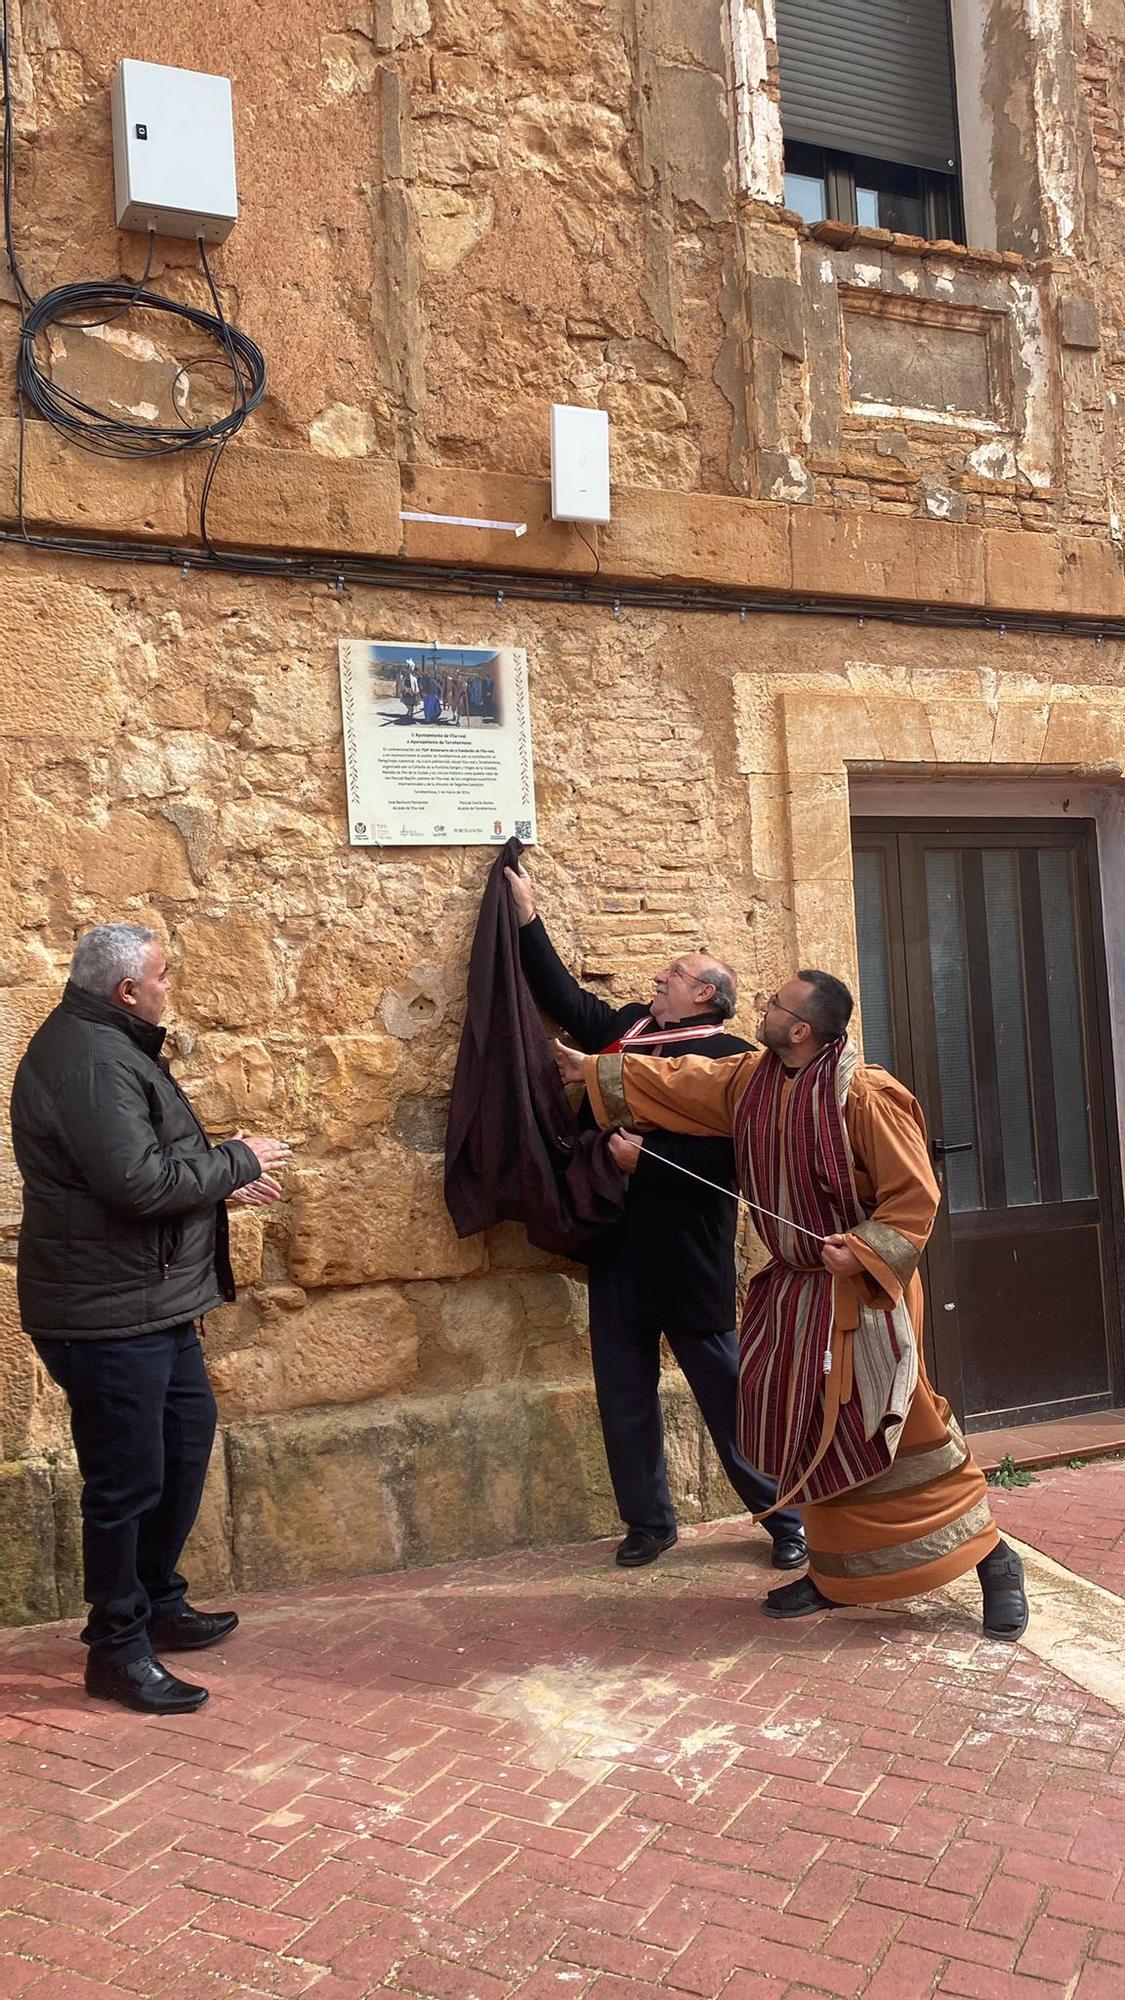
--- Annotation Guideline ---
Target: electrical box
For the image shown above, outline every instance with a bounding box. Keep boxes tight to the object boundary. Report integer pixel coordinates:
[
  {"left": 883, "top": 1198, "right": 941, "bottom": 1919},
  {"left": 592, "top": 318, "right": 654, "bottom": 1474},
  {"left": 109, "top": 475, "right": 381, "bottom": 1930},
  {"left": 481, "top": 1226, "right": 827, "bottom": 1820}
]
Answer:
[
  {"left": 111, "top": 60, "right": 238, "bottom": 242},
  {"left": 550, "top": 404, "right": 611, "bottom": 525}
]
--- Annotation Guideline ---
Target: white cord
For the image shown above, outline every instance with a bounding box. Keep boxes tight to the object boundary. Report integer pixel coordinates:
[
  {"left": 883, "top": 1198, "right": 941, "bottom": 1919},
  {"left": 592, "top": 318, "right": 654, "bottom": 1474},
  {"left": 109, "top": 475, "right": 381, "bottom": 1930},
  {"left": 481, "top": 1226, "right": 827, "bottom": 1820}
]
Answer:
[{"left": 613, "top": 1133, "right": 828, "bottom": 1245}]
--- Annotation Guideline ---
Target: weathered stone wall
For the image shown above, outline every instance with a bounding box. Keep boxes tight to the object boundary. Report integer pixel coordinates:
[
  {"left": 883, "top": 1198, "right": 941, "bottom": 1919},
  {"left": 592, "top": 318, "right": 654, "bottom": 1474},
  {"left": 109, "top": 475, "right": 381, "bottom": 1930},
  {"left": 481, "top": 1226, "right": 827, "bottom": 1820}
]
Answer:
[{"left": 3, "top": 0, "right": 1125, "bottom": 1617}]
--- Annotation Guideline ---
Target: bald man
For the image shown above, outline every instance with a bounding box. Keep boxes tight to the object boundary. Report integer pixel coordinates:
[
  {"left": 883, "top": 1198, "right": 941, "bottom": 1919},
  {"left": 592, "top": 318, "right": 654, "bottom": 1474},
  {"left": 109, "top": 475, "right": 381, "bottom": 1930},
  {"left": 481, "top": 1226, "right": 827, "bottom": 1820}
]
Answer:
[{"left": 505, "top": 861, "right": 806, "bottom": 1573}]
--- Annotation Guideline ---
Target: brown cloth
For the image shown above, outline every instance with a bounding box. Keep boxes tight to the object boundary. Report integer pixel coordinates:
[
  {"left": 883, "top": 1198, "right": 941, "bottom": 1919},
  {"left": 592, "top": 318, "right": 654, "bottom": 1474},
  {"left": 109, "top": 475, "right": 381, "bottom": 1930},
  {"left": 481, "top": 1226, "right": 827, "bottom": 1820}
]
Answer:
[{"left": 443, "top": 841, "right": 627, "bottom": 1257}]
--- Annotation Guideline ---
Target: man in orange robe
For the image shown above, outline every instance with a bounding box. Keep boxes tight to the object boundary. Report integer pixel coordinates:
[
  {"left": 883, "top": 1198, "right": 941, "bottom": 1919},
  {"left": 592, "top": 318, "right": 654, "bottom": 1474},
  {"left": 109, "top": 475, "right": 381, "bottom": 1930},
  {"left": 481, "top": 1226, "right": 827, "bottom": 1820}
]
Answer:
[{"left": 556, "top": 969, "right": 1029, "bottom": 1641}]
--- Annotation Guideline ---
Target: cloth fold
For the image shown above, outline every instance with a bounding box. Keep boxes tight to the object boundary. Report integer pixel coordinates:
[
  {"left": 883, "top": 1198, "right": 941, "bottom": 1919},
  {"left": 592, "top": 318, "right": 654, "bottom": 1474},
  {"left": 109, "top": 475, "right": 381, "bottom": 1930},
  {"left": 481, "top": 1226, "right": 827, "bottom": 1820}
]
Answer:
[{"left": 443, "top": 841, "right": 627, "bottom": 1256}]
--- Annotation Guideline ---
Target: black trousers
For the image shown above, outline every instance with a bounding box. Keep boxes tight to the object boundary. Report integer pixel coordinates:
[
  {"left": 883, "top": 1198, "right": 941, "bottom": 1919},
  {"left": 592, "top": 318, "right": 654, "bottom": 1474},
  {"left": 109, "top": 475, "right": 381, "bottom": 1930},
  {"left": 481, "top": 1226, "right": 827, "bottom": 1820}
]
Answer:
[
  {"left": 33, "top": 1321, "right": 217, "bottom": 1666},
  {"left": 587, "top": 1265, "right": 803, "bottom": 1544}
]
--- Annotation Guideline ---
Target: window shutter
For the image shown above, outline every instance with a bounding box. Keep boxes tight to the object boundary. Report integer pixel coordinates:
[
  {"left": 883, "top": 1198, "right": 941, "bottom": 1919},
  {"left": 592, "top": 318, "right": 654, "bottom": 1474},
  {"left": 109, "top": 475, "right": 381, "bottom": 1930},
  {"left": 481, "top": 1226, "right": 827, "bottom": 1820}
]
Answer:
[{"left": 776, "top": 0, "right": 959, "bottom": 175}]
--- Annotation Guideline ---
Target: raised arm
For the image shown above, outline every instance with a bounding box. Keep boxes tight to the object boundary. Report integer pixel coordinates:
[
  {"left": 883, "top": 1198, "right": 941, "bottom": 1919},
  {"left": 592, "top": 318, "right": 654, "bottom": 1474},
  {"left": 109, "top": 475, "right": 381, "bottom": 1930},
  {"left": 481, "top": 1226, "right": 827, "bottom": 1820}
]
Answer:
[{"left": 577, "top": 1049, "right": 758, "bottom": 1138}]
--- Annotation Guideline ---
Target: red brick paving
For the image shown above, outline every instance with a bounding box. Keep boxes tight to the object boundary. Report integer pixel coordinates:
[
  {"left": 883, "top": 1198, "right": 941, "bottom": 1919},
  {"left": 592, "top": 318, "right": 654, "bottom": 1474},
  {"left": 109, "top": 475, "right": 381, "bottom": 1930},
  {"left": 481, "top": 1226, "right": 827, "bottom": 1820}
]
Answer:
[
  {"left": 990, "top": 1459, "right": 1125, "bottom": 1596},
  {"left": 1, "top": 1515, "right": 1124, "bottom": 1999}
]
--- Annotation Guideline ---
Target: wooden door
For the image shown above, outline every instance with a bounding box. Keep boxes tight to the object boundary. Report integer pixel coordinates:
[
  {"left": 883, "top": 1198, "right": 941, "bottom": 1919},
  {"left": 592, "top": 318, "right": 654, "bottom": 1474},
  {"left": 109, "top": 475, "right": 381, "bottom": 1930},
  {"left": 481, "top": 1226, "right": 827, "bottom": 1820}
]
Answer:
[{"left": 850, "top": 819, "right": 1124, "bottom": 1430}]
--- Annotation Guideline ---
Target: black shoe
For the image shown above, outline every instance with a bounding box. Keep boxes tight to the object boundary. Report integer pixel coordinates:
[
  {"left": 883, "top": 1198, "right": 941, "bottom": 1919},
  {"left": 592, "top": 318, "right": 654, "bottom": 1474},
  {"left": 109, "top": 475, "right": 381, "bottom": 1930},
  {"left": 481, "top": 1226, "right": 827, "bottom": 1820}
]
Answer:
[
  {"left": 762, "top": 1576, "right": 839, "bottom": 1619},
  {"left": 770, "top": 1535, "right": 809, "bottom": 1571},
  {"left": 148, "top": 1606, "right": 239, "bottom": 1652},
  {"left": 978, "top": 1540, "right": 1029, "bottom": 1643},
  {"left": 615, "top": 1527, "right": 677, "bottom": 1568},
  {"left": 85, "top": 1653, "right": 208, "bottom": 1714}
]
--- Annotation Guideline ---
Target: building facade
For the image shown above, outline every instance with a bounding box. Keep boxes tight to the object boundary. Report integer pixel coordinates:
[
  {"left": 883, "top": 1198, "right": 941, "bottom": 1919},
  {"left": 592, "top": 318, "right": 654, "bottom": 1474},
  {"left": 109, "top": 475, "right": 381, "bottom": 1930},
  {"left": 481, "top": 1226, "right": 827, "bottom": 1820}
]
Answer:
[{"left": 2, "top": 0, "right": 1124, "bottom": 1621}]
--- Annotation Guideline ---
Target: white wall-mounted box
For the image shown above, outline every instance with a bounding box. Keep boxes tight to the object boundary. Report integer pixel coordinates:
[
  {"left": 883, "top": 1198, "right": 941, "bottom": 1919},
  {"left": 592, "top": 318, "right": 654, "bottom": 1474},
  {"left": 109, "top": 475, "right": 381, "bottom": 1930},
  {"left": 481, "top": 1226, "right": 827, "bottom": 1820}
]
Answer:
[
  {"left": 550, "top": 404, "right": 611, "bottom": 524},
  {"left": 111, "top": 59, "right": 238, "bottom": 243}
]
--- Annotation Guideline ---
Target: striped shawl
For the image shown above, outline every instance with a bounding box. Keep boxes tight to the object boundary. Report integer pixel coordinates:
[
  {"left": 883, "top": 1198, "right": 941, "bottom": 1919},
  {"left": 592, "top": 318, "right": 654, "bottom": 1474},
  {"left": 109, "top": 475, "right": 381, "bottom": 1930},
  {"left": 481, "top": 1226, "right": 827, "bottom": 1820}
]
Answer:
[{"left": 734, "top": 1039, "right": 918, "bottom": 1510}]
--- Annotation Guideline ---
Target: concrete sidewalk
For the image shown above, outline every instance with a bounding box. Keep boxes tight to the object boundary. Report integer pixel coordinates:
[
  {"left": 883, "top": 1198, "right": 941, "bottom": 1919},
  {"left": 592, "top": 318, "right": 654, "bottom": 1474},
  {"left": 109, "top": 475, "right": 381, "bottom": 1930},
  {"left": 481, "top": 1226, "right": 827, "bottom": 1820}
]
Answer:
[{"left": 2, "top": 1482, "right": 1125, "bottom": 2000}]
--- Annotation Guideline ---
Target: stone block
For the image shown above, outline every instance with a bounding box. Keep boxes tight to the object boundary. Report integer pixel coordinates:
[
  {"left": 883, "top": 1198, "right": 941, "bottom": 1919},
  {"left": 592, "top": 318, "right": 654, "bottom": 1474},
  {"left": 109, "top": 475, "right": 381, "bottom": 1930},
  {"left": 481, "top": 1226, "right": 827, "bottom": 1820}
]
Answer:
[
  {"left": 781, "top": 690, "right": 878, "bottom": 774},
  {"left": 791, "top": 880, "right": 860, "bottom": 986},
  {"left": 791, "top": 512, "right": 985, "bottom": 607},
  {"left": 0, "top": 419, "right": 188, "bottom": 540},
  {"left": 287, "top": 1142, "right": 487, "bottom": 1286},
  {"left": 176, "top": 915, "right": 283, "bottom": 1032},
  {"left": 209, "top": 1283, "right": 418, "bottom": 1417},
  {"left": 746, "top": 776, "right": 790, "bottom": 882},
  {"left": 990, "top": 704, "right": 1050, "bottom": 765},
  {"left": 861, "top": 698, "right": 936, "bottom": 763},
  {"left": 926, "top": 701, "right": 997, "bottom": 764},
  {"left": 226, "top": 1406, "right": 403, "bottom": 1589},
  {"left": 985, "top": 532, "right": 1125, "bottom": 619},
  {"left": 0, "top": 1261, "right": 33, "bottom": 1459},
  {"left": 309, "top": 1034, "right": 401, "bottom": 1147},
  {"left": 191, "top": 445, "right": 401, "bottom": 557},
  {"left": 179, "top": 1437, "right": 234, "bottom": 1598},
  {"left": 64, "top": 810, "right": 199, "bottom": 907},
  {"left": 749, "top": 272, "right": 805, "bottom": 360},
  {"left": 732, "top": 676, "right": 785, "bottom": 777},
  {"left": 602, "top": 490, "right": 791, "bottom": 592},
  {"left": 786, "top": 773, "right": 852, "bottom": 882},
  {"left": 183, "top": 1037, "right": 276, "bottom": 1131},
  {"left": 400, "top": 467, "right": 592, "bottom": 574},
  {"left": 1040, "top": 703, "right": 1124, "bottom": 772},
  {"left": 227, "top": 1209, "right": 264, "bottom": 1289},
  {"left": 0, "top": 1460, "right": 60, "bottom": 1624},
  {"left": 0, "top": 575, "right": 132, "bottom": 739},
  {"left": 1059, "top": 296, "right": 1100, "bottom": 351},
  {"left": 526, "top": 1381, "right": 618, "bottom": 1546}
]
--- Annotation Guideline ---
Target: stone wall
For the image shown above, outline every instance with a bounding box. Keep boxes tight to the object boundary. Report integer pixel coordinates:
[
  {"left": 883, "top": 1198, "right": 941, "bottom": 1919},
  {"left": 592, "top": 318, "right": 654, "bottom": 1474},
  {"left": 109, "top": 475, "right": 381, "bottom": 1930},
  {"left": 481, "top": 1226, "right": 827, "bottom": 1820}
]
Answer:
[{"left": 3, "top": 0, "right": 1125, "bottom": 1618}]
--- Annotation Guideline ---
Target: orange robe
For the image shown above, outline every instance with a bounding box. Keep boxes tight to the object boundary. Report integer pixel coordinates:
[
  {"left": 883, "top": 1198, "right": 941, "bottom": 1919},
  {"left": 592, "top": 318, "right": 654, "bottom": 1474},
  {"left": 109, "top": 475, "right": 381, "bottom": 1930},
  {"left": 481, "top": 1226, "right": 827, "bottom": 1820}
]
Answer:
[{"left": 581, "top": 1048, "right": 998, "bottom": 1605}]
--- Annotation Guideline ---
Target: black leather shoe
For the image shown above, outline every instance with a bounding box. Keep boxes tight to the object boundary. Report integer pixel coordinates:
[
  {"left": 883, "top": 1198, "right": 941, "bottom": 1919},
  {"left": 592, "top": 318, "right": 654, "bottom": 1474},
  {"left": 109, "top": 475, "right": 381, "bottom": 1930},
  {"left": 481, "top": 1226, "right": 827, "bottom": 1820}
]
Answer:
[
  {"left": 85, "top": 1653, "right": 208, "bottom": 1714},
  {"left": 615, "top": 1527, "right": 677, "bottom": 1568},
  {"left": 762, "top": 1576, "right": 839, "bottom": 1620},
  {"left": 978, "top": 1541, "right": 1029, "bottom": 1643},
  {"left": 770, "top": 1535, "right": 809, "bottom": 1571},
  {"left": 148, "top": 1606, "right": 239, "bottom": 1652}
]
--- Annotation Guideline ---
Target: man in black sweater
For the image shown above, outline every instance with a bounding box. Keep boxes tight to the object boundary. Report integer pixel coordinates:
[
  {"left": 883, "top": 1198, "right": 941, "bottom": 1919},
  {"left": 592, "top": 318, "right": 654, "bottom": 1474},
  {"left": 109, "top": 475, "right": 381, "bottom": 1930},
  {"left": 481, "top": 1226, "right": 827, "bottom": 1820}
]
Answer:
[{"left": 506, "top": 862, "right": 806, "bottom": 1571}]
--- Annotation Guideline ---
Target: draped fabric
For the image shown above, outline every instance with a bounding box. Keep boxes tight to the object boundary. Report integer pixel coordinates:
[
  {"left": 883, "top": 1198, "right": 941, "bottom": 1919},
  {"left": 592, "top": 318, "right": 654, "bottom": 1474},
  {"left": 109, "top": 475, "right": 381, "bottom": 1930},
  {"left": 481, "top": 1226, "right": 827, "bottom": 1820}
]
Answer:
[
  {"left": 735, "top": 1039, "right": 917, "bottom": 1508},
  {"left": 443, "top": 841, "right": 627, "bottom": 1257}
]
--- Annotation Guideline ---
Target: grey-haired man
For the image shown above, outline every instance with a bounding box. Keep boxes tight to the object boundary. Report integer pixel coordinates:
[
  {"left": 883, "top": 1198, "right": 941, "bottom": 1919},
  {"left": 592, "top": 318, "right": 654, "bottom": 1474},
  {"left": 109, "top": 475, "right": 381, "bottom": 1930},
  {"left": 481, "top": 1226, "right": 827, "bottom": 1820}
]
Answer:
[{"left": 10, "top": 925, "right": 290, "bottom": 1714}]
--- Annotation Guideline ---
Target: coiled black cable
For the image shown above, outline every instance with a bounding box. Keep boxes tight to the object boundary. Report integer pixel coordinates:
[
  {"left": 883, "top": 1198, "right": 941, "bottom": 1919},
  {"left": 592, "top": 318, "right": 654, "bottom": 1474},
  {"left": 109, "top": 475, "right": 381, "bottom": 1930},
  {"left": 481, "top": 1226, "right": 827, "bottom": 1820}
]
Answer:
[
  {"left": 16, "top": 263, "right": 266, "bottom": 461},
  {"left": 2, "top": 0, "right": 266, "bottom": 547}
]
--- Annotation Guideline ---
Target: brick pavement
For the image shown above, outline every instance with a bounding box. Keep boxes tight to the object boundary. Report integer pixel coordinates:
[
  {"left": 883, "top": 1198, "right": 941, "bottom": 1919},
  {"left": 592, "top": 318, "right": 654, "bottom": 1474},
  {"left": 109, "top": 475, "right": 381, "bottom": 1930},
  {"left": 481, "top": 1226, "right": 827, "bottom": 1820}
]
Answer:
[
  {"left": 990, "top": 1460, "right": 1125, "bottom": 1596},
  {"left": 2, "top": 1515, "right": 1125, "bottom": 2000}
]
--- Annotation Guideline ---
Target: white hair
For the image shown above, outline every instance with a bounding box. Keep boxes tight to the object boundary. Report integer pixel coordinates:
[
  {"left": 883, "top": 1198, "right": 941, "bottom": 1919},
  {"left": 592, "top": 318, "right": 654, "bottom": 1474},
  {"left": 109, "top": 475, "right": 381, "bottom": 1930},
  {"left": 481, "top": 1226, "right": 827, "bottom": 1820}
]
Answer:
[{"left": 70, "top": 924, "right": 160, "bottom": 999}]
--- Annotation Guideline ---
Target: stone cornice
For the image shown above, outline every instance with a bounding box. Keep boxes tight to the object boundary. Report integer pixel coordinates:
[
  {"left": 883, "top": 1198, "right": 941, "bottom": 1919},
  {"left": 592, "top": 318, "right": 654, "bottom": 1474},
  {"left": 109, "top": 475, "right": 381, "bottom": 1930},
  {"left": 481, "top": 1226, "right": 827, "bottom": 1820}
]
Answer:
[{"left": 1, "top": 419, "right": 1122, "bottom": 624}]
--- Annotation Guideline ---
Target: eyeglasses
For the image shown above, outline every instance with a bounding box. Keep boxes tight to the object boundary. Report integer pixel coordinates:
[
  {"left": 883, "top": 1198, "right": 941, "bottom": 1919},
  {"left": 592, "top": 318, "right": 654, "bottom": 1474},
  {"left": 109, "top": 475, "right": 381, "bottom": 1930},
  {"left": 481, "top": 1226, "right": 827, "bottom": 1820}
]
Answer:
[
  {"left": 766, "top": 991, "right": 813, "bottom": 1026},
  {"left": 668, "top": 962, "right": 712, "bottom": 985}
]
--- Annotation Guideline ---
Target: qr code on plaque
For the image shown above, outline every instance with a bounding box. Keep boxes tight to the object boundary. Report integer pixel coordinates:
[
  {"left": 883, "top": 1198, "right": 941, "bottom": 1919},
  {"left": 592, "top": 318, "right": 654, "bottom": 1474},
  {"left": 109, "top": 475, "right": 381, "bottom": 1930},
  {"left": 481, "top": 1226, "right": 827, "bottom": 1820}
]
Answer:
[{"left": 514, "top": 819, "right": 532, "bottom": 840}]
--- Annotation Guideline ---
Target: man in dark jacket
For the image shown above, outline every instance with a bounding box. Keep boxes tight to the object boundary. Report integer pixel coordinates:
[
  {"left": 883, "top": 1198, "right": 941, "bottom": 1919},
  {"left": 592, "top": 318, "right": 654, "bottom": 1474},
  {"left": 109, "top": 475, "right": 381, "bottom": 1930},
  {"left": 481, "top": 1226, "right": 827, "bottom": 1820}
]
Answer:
[
  {"left": 505, "top": 862, "right": 806, "bottom": 1572},
  {"left": 10, "top": 924, "right": 290, "bottom": 1715}
]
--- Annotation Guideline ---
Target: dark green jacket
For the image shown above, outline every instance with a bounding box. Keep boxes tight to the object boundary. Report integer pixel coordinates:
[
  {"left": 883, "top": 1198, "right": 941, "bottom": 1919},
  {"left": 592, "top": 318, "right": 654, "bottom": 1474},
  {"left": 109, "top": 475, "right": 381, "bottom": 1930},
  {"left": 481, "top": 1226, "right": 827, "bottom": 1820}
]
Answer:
[{"left": 10, "top": 982, "right": 260, "bottom": 1340}]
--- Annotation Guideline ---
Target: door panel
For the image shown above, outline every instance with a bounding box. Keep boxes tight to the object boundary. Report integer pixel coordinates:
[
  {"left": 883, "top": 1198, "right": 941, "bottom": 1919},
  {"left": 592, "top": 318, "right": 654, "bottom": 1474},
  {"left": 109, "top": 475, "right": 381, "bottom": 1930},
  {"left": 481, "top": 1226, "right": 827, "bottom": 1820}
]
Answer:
[{"left": 851, "top": 818, "right": 1123, "bottom": 1430}]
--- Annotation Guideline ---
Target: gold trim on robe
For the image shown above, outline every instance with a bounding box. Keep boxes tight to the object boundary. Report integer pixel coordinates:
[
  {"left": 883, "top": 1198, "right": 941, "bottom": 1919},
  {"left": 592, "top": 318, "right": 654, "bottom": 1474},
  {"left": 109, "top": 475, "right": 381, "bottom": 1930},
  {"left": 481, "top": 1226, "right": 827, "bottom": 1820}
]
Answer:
[
  {"left": 810, "top": 1496, "right": 993, "bottom": 1579},
  {"left": 850, "top": 1217, "right": 920, "bottom": 1289},
  {"left": 593, "top": 1053, "right": 628, "bottom": 1126}
]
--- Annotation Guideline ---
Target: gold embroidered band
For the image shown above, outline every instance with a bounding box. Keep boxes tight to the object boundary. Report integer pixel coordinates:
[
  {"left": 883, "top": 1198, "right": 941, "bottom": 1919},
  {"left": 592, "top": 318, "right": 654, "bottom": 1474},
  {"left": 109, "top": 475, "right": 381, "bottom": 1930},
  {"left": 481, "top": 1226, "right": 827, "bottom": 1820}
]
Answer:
[
  {"left": 596, "top": 1053, "right": 629, "bottom": 1126},
  {"left": 851, "top": 1218, "right": 920, "bottom": 1288},
  {"left": 809, "top": 1495, "right": 993, "bottom": 1578},
  {"left": 833, "top": 1433, "right": 969, "bottom": 1503}
]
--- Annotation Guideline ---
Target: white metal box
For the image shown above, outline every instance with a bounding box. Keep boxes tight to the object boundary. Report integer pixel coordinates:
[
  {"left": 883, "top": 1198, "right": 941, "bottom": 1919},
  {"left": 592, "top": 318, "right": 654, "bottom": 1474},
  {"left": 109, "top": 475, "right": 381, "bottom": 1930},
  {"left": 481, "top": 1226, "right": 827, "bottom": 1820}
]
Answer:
[
  {"left": 111, "top": 60, "right": 238, "bottom": 242},
  {"left": 550, "top": 404, "right": 611, "bottom": 524}
]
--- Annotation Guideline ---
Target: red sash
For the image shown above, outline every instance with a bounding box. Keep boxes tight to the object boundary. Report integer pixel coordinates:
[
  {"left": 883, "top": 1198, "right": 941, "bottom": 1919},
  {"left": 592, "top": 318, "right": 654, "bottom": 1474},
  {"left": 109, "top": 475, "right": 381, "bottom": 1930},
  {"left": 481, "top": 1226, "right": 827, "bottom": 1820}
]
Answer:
[{"left": 600, "top": 1017, "right": 728, "bottom": 1055}]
